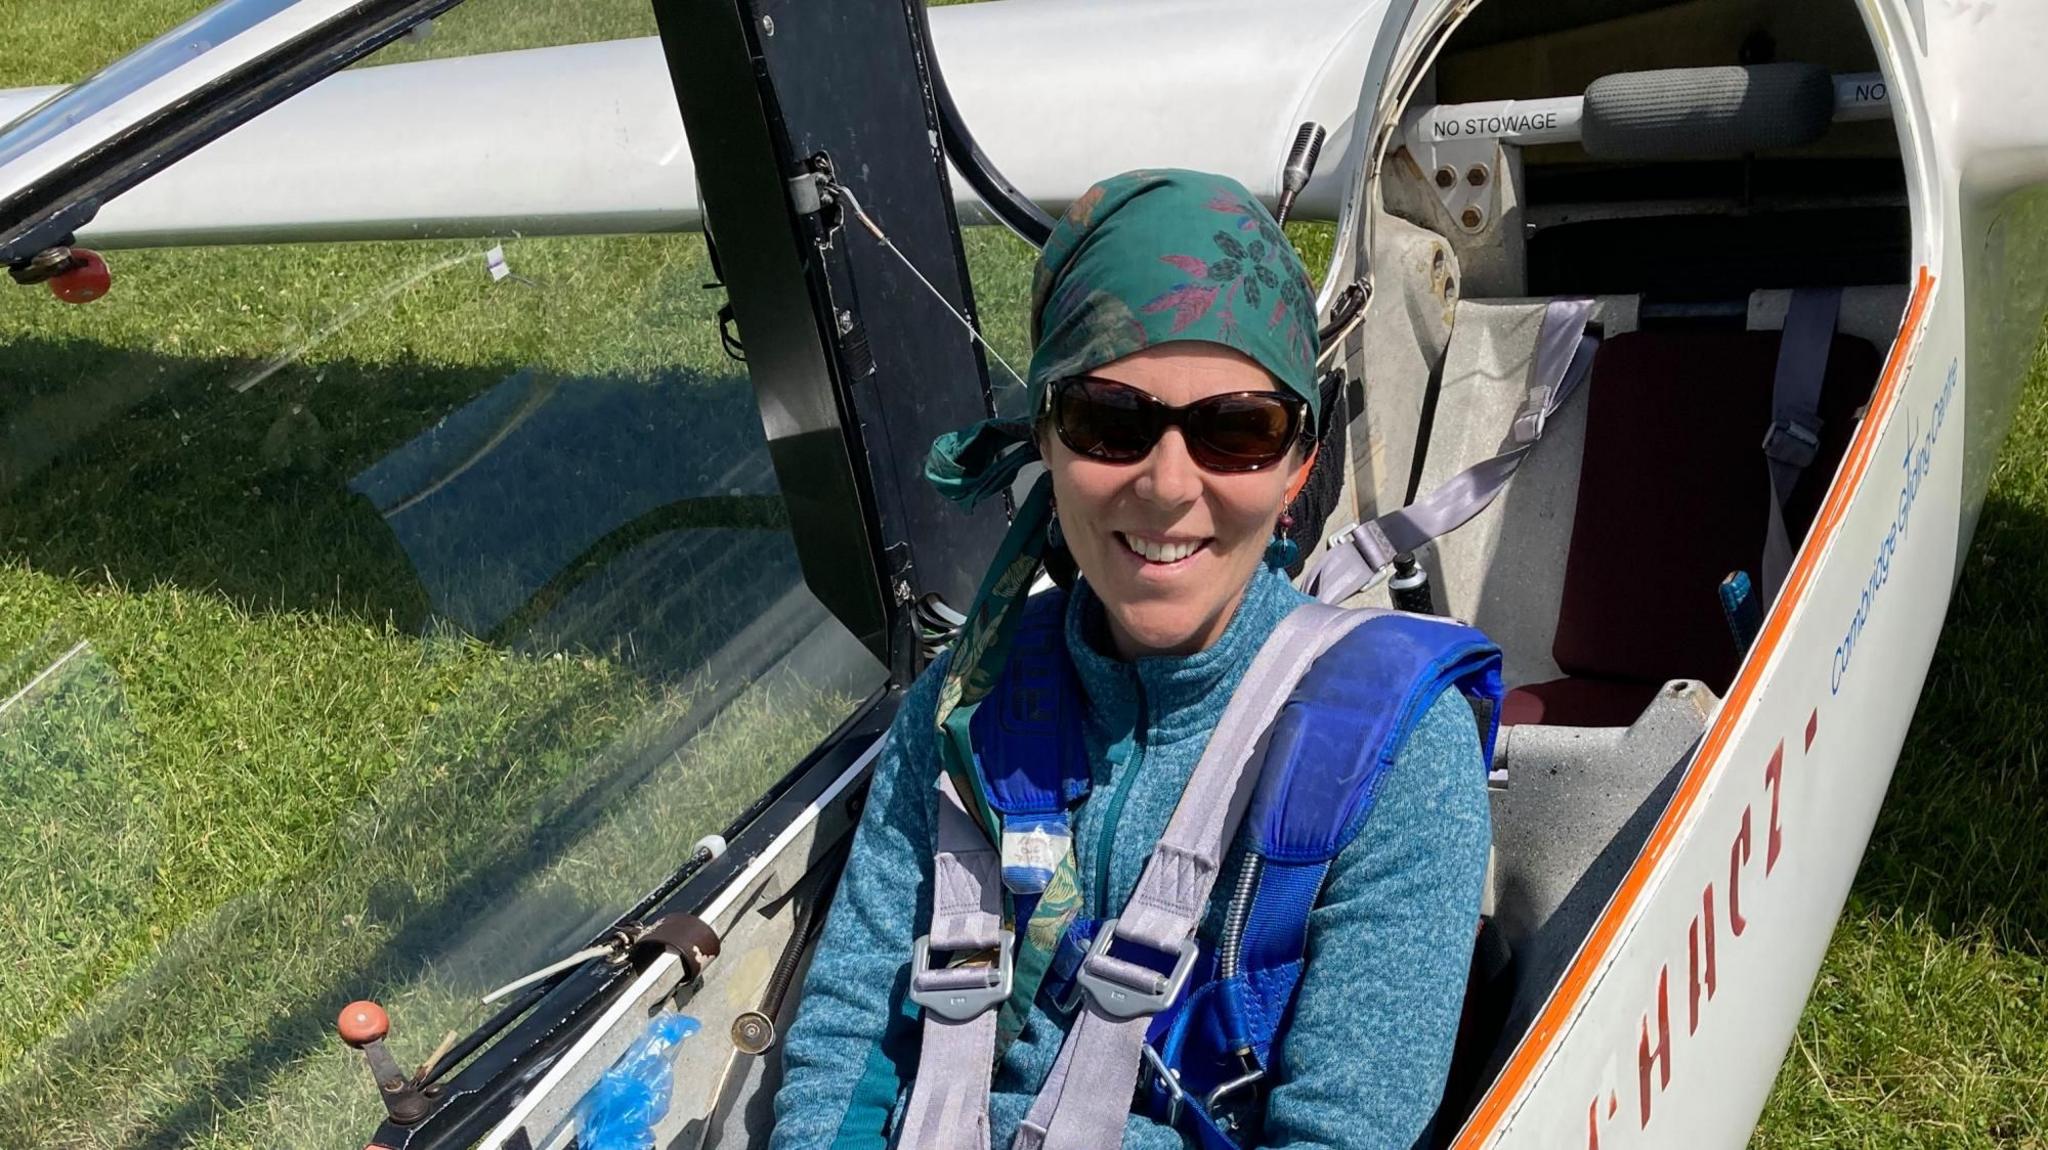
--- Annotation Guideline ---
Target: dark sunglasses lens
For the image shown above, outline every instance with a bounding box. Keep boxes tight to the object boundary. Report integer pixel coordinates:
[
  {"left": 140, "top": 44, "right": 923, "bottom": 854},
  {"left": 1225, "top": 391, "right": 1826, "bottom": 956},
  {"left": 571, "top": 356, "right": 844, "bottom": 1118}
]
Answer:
[
  {"left": 1187, "top": 395, "right": 1299, "bottom": 470},
  {"left": 1057, "top": 380, "right": 1158, "bottom": 461}
]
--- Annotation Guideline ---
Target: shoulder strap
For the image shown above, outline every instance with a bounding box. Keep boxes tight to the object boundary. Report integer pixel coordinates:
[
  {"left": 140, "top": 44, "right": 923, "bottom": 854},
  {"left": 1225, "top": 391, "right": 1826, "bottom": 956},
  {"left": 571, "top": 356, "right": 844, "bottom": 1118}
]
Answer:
[
  {"left": 901, "top": 593, "right": 1092, "bottom": 1150},
  {"left": 1172, "top": 610, "right": 1503, "bottom": 1123},
  {"left": 1306, "top": 297, "right": 1598, "bottom": 603},
  {"left": 1015, "top": 603, "right": 1372, "bottom": 1150},
  {"left": 1760, "top": 287, "right": 1842, "bottom": 604},
  {"left": 898, "top": 774, "right": 1011, "bottom": 1150},
  {"left": 1244, "top": 610, "right": 1502, "bottom": 863}
]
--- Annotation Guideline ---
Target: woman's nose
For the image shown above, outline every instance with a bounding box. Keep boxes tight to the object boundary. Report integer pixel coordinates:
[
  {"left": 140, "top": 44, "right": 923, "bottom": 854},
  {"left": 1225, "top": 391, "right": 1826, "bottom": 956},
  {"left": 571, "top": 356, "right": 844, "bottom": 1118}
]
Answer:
[{"left": 1136, "top": 428, "right": 1203, "bottom": 508}]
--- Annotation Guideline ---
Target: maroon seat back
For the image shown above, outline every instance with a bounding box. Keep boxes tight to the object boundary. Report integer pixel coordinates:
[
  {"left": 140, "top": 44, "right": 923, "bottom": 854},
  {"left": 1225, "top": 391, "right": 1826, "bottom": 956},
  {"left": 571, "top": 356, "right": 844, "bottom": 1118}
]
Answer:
[{"left": 1546, "top": 328, "right": 1879, "bottom": 697}]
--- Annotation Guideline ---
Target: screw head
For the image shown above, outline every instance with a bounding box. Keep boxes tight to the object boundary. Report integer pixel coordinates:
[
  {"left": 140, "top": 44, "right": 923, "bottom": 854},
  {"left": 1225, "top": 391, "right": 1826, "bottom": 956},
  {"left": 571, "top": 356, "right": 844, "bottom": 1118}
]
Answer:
[
  {"left": 1466, "top": 164, "right": 1489, "bottom": 187},
  {"left": 836, "top": 309, "right": 854, "bottom": 334},
  {"left": 732, "top": 1011, "right": 776, "bottom": 1055},
  {"left": 1434, "top": 166, "right": 1457, "bottom": 189},
  {"left": 1460, "top": 206, "right": 1485, "bottom": 230},
  {"left": 760, "top": 14, "right": 774, "bottom": 35}
]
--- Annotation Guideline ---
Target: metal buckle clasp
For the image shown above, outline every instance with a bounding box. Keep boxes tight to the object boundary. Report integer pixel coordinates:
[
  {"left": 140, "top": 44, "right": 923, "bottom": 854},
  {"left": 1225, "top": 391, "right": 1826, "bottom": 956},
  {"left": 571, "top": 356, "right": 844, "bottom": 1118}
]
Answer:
[
  {"left": 907, "top": 929, "right": 1015, "bottom": 1021},
  {"left": 1204, "top": 1049, "right": 1266, "bottom": 1133},
  {"left": 1761, "top": 418, "right": 1821, "bottom": 469},
  {"left": 1072, "top": 917, "right": 1199, "bottom": 1020},
  {"left": 1140, "top": 1042, "right": 1186, "bottom": 1127}
]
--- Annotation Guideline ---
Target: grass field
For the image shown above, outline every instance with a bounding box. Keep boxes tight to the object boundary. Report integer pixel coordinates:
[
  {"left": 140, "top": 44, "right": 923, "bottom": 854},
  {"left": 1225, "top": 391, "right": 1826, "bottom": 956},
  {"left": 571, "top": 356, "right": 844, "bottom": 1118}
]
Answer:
[{"left": 0, "top": 2, "right": 2043, "bottom": 1148}]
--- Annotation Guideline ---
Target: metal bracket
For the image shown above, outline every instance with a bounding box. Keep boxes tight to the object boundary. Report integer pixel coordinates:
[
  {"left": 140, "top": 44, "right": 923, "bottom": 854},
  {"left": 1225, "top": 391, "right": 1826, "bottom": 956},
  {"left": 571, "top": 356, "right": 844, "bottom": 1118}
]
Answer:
[
  {"left": 788, "top": 172, "right": 824, "bottom": 217},
  {"left": 907, "top": 929, "right": 1016, "bottom": 1021},
  {"left": 1402, "top": 110, "right": 1501, "bottom": 235},
  {"left": 628, "top": 912, "right": 723, "bottom": 980},
  {"left": 1073, "top": 919, "right": 1199, "bottom": 1019}
]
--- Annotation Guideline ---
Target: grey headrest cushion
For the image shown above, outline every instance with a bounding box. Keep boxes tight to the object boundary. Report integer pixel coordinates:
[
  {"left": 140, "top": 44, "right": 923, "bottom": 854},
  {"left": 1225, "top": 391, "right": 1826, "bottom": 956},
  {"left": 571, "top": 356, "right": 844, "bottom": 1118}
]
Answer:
[{"left": 1582, "top": 62, "right": 1835, "bottom": 161}]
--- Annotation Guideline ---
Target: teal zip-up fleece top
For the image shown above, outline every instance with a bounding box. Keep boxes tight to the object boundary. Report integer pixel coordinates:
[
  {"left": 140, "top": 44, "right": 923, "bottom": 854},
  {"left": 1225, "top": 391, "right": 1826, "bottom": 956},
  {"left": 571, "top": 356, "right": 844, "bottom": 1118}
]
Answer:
[{"left": 770, "top": 565, "right": 1490, "bottom": 1149}]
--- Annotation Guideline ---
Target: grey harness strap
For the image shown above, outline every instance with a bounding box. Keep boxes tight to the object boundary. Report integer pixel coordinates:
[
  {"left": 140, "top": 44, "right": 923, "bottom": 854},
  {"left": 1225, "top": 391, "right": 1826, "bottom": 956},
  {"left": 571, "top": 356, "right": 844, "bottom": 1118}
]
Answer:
[
  {"left": 898, "top": 773, "right": 1014, "bottom": 1150},
  {"left": 1306, "top": 297, "right": 1599, "bottom": 604},
  {"left": 1759, "top": 287, "right": 1842, "bottom": 604},
  {"left": 1012, "top": 603, "right": 1374, "bottom": 1150}
]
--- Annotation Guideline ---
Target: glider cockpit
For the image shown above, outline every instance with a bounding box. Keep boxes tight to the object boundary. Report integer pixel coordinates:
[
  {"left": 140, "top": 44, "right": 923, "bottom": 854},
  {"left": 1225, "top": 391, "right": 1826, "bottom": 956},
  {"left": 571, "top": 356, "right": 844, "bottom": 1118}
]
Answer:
[{"left": 1320, "top": 0, "right": 1912, "bottom": 1119}]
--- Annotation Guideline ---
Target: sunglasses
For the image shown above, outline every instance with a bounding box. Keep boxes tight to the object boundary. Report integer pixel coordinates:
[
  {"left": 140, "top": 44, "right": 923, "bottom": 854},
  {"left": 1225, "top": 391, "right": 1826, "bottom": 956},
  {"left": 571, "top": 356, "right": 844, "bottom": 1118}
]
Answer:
[{"left": 1048, "top": 376, "right": 1308, "bottom": 473}]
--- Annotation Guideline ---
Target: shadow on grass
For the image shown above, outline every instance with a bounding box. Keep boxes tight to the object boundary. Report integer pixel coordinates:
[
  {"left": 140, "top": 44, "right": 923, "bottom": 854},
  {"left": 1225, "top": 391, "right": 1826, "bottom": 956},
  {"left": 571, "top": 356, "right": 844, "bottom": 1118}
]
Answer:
[
  {"left": 1846, "top": 486, "right": 2048, "bottom": 954},
  {"left": 0, "top": 331, "right": 885, "bottom": 1146},
  {"left": 0, "top": 516, "right": 862, "bottom": 1150},
  {"left": 1, "top": 641, "right": 846, "bottom": 1150},
  {"left": 0, "top": 334, "right": 791, "bottom": 681}
]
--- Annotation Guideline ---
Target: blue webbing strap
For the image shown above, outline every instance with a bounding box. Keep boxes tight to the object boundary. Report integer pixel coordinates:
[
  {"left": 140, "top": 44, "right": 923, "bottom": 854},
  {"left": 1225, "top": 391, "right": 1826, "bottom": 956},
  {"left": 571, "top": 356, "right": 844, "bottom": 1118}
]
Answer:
[
  {"left": 968, "top": 592, "right": 1090, "bottom": 820},
  {"left": 1221, "top": 860, "right": 1328, "bottom": 1057}
]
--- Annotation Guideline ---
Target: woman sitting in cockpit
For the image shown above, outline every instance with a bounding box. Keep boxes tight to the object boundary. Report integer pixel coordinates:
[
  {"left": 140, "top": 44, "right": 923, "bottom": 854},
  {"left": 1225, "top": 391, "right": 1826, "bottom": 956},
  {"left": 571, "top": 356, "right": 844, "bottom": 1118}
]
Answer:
[{"left": 770, "top": 169, "right": 1494, "bottom": 1150}]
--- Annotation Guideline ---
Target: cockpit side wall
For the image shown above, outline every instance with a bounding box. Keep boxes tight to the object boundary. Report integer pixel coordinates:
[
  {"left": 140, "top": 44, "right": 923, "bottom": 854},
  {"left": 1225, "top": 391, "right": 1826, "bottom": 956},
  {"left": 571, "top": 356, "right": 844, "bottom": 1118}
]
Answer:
[{"left": 1408, "top": 0, "right": 1974, "bottom": 1145}]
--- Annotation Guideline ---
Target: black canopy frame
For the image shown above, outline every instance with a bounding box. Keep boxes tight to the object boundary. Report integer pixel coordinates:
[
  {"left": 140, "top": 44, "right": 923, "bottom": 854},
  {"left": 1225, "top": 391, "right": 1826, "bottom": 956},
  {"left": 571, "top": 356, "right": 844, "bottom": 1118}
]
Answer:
[{"left": 352, "top": 0, "right": 1030, "bottom": 1141}]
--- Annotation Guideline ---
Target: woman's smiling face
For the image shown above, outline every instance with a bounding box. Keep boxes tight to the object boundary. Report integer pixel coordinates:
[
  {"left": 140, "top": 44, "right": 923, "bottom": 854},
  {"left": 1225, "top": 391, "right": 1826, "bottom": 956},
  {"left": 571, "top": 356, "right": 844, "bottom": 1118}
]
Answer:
[{"left": 1042, "top": 343, "right": 1309, "bottom": 660}]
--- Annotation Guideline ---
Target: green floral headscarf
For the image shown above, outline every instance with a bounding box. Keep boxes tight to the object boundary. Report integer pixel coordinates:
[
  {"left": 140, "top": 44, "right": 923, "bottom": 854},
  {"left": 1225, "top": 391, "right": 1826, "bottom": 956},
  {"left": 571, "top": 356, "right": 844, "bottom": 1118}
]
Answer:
[
  {"left": 926, "top": 168, "right": 1321, "bottom": 510},
  {"left": 920, "top": 170, "right": 1320, "bottom": 1044}
]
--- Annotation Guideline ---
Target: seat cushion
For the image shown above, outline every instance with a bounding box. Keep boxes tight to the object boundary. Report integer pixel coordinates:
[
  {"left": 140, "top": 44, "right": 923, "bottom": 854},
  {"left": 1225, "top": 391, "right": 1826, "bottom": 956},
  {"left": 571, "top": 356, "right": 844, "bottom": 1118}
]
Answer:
[
  {"left": 1548, "top": 329, "right": 1878, "bottom": 692},
  {"left": 1502, "top": 677, "right": 1662, "bottom": 727}
]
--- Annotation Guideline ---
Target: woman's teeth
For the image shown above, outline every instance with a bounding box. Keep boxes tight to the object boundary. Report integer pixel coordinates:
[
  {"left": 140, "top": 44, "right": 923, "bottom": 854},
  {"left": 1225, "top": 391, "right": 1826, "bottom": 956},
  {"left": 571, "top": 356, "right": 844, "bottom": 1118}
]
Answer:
[{"left": 1122, "top": 534, "right": 1203, "bottom": 564}]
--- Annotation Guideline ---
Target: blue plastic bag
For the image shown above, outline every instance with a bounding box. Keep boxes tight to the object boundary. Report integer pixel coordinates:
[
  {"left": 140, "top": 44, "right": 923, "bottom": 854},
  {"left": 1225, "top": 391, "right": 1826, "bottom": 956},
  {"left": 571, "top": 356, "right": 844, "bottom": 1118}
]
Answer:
[{"left": 574, "top": 1013, "right": 701, "bottom": 1150}]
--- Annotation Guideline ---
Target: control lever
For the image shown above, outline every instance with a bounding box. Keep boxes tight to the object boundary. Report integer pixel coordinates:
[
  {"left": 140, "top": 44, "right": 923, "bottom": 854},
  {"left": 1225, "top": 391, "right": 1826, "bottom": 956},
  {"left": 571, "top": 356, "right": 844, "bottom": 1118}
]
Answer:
[
  {"left": 1274, "top": 122, "right": 1327, "bottom": 226},
  {"left": 338, "top": 999, "right": 434, "bottom": 1125},
  {"left": 8, "top": 245, "right": 111, "bottom": 303}
]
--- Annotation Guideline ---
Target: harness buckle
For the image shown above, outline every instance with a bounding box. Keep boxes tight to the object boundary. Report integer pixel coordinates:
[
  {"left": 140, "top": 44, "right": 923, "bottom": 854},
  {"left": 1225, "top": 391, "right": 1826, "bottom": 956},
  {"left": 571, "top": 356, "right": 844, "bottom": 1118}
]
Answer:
[
  {"left": 1071, "top": 917, "right": 1199, "bottom": 1019},
  {"left": 907, "top": 929, "right": 1015, "bottom": 1021},
  {"left": 1139, "top": 1042, "right": 1186, "bottom": 1127},
  {"left": 1761, "top": 418, "right": 1821, "bottom": 469},
  {"left": 1204, "top": 1049, "right": 1266, "bottom": 1131}
]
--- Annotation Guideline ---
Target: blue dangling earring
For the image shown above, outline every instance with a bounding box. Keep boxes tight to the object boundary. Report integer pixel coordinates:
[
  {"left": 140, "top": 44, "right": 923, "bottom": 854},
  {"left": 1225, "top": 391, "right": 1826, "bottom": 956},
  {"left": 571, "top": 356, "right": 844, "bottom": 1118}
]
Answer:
[{"left": 1264, "top": 511, "right": 1301, "bottom": 570}]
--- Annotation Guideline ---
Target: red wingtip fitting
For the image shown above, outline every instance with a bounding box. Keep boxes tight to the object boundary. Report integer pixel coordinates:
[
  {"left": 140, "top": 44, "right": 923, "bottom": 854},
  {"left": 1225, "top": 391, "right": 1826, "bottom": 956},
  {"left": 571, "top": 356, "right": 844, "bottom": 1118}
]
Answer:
[
  {"left": 48, "top": 248, "right": 110, "bottom": 304},
  {"left": 338, "top": 1000, "right": 390, "bottom": 1047}
]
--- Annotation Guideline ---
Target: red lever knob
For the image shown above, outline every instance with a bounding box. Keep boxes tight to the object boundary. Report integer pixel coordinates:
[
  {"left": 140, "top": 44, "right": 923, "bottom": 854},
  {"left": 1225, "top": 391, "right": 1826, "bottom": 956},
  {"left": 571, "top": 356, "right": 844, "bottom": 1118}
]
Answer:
[
  {"left": 338, "top": 1000, "right": 390, "bottom": 1048},
  {"left": 48, "top": 248, "right": 109, "bottom": 304}
]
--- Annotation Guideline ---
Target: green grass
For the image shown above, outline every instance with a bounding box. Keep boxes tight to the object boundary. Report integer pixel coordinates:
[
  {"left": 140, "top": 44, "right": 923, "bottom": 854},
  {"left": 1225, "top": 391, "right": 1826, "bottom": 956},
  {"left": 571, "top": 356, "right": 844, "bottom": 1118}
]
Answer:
[
  {"left": 1, "top": 2, "right": 2045, "bottom": 1148},
  {"left": 1751, "top": 357, "right": 2048, "bottom": 1148}
]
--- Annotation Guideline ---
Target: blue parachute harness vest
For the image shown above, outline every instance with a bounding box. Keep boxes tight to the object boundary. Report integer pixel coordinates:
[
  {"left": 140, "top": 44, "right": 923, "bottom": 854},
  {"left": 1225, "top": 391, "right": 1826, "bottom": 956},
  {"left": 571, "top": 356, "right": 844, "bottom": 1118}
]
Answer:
[{"left": 963, "top": 593, "right": 1503, "bottom": 1149}]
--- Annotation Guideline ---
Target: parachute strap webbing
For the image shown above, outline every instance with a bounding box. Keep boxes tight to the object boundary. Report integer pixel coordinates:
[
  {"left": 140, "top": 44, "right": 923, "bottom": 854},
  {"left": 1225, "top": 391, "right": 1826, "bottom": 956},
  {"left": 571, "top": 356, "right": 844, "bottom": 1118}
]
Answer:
[
  {"left": 1760, "top": 287, "right": 1842, "bottom": 604},
  {"left": 898, "top": 773, "right": 1008, "bottom": 1150},
  {"left": 1013, "top": 603, "right": 1371, "bottom": 1150},
  {"left": 1306, "top": 297, "right": 1598, "bottom": 603}
]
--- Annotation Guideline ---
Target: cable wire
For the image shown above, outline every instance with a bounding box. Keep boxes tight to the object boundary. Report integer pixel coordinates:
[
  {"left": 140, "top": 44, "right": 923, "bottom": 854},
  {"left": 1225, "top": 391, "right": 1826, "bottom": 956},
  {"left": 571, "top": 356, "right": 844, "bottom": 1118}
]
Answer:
[{"left": 828, "top": 183, "right": 1030, "bottom": 393}]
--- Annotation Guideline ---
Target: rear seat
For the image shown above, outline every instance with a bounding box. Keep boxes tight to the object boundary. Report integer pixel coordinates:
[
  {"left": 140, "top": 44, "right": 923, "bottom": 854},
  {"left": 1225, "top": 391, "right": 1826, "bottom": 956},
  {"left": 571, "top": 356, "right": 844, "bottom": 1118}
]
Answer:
[
  {"left": 1422, "top": 287, "right": 1898, "bottom": 1119},
  {"left": 1364, "top": 285, "right": 1902, "bottom": 727},
  {"left": 1505, "top": 312, "right": 1884, "bottom": 725}
]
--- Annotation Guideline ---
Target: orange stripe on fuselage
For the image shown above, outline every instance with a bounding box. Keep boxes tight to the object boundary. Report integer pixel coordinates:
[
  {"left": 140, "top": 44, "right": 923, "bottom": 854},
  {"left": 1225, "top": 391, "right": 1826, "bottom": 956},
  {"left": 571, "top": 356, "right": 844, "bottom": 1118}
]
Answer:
[{"left": 1452, "top": 267, "right": 1938, "bottom": 1146}]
